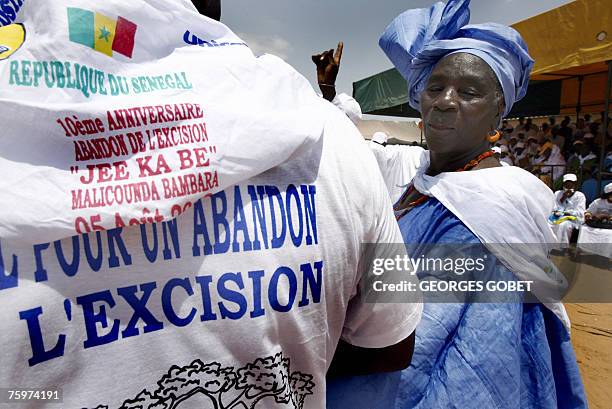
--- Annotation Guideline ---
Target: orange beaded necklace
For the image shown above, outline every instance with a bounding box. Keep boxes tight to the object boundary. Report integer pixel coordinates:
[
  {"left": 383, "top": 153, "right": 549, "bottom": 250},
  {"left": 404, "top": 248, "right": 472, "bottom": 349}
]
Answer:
[{"left": 456, "top": 150, "right": 495, "bottom": 172}]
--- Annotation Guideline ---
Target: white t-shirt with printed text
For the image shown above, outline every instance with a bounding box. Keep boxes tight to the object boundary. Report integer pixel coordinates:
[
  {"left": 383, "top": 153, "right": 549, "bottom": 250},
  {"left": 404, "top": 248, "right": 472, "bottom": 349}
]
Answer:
[{"left": 0, "top": 2, "right": 421, "bottom": 408}]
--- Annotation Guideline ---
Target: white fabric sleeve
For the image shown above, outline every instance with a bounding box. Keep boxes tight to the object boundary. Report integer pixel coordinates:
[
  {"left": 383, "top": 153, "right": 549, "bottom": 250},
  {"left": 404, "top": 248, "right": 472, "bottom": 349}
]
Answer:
[
  {"left": 368, "top": 143, "right": 426, "bottom": 203},
  {"left": 332, "top": 93, "right": 363, "bottom": 124},
  {"left": 570, "top": 194, "right": 586, "bottom": 218},
  {"left": 552, "top": 191, "right": 563, "bottom": 212},
  {"left": 341, "top": 167, "right": 423, "bottom": 348},
  {"left": 586, "top": 199, "right": 601, "bottom": 214},
  {"left": 587, "top": 198, "right": 611, "bottom": 215}
]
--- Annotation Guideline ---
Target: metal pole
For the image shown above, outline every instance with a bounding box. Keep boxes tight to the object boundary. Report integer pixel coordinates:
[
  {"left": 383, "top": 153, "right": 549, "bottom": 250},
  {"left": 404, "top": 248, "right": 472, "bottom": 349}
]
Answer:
[
  {"left": 596, "top": 61, "right": 612, "bottom": 196},
  {"left": 576, "top": 75, "right": 584, "bottom": 118},
  {"left": 420, "top": 122, "right": 424, "bottom": 146}
]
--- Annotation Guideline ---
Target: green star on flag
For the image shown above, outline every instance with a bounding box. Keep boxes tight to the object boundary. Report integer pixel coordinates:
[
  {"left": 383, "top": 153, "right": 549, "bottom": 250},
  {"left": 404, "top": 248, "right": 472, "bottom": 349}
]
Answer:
[{"left": 99, "top": 26, "right": 111, "bottom": 42}]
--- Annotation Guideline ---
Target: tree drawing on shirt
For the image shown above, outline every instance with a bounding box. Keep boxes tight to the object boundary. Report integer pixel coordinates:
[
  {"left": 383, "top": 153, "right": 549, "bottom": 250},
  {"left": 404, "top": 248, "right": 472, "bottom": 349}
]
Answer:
[
  {"left": 152, "top": 360, "right": 236, "bottom": 408},
  {"left": 289, "top": 372, "right": 316, "bottom": 409},
  {"left": 86, "top": 352, "right": 315, "bottom": 409}
]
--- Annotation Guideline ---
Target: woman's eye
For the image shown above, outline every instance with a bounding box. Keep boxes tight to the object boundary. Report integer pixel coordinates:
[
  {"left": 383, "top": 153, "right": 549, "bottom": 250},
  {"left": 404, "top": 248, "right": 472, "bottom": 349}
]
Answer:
[
  {"left": 427, "top": 86, "right": 443, "bottom": 92},
  {"left": 460, "top": 89, "right": 479, "bottom": 97}
]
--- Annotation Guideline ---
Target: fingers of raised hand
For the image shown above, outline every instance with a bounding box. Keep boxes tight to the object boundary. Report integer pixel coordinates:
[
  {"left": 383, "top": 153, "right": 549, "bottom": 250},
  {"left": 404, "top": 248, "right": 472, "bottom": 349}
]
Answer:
[
  {"left": 333, "top": 41, "right": 344, "bottom": 64},
  {"left": 312, "top": 51, "right": 327, "bottom": 65}
]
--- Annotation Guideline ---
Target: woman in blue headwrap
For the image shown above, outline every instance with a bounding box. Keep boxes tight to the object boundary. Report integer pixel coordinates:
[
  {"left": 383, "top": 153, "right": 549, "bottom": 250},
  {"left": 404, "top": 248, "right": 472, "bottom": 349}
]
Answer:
[{"left": 327, "top": 1, "right": 587, "bottom": 408}]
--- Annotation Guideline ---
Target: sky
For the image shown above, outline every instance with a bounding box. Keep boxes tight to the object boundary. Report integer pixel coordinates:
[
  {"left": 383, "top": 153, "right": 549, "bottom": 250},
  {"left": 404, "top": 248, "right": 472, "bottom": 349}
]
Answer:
[{"left": 221, "top": 0, "right": 574, "bottom": 101}]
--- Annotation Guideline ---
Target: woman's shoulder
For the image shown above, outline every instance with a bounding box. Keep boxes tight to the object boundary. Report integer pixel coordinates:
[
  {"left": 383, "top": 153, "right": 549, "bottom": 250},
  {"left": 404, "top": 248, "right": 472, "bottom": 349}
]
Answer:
[
  {"left": 473, "top": 166, "right": 555, "bottom": 215},
  {"left": 480, "top": 165, "right": 552, "bottom": 193}
]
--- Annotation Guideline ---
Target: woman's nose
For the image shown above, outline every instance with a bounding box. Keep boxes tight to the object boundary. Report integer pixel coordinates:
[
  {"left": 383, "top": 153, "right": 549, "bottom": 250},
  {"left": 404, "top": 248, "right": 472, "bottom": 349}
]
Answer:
[{"left": 433, "top": 87, "right": 458, "bottom": 111}]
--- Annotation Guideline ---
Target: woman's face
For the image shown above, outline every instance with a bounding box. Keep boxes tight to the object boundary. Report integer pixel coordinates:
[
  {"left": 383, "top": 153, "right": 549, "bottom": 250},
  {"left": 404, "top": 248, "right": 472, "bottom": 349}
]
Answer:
[{"left": 420, "top": 53, "right": 503, "bottom": 155}]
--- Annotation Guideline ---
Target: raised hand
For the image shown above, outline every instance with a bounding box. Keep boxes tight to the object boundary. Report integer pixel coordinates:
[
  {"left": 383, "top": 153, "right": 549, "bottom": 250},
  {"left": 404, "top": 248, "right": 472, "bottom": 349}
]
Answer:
[{"left": 312, "top": 42, "right": 343, "bottom": 101}]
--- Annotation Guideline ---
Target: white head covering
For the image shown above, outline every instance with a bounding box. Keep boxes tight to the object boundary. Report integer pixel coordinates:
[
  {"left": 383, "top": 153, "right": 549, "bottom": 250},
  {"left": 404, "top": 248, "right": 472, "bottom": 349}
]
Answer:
[
  {"left": 371, "top": 132, "right": 389, "bottom": 145},
  {"left": 563, "top": 174, "right": 577, "bottom": 182},
  {"left": 605, "top": 183, "right": 612, "bottom": 194}
]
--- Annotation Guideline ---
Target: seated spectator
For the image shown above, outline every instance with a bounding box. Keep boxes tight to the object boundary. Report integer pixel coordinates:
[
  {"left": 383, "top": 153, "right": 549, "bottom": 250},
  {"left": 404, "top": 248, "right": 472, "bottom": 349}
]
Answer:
[
  {"left": 583, "top": 131, "right": 596, "bottom": 146},
  {"left": 584, "top": 113, "right": 592, "bottom": 129},
  {"left": 548, "top": 115, "right": 559, "bottom": 133},
  {"left": 548, "top": 174, "right": 586, "bottom": 244},
  {"left": 559, "top": 118, "right": 573, "bottom": 155},
  {"left": 492, "top": 146, "right": 510, "bottom": 167},
  {"left": 567, "top": 140, "right": 598, "bottom": 182},
  {"left": 577, "top": 183, "right": 612, "bottom": 259},
  {"left": 501, "top": 120, "right": 513, "bottom": 134},
  {"left": 513, "top": 116, "right": 526, "bottom": 136},
  {"left": 523, "top": 118, "right": 538, "bottom": 139},
  {"left": 508, "top": 133, "right": 519, "bottom": 152},
  {"left": 589, "top": 122, "right": 604, "bottom": 147},
  {"left": 500, "top": 145, "right": 514, "bottom": 166},
  {"left": 526, "top": 135, "right": 539, "bottom": 157},
  {"left": 604, "top": 145, "right": 612, "bottom": 173},
  {"left": 573, "top": 117, "right": 586, "bottom": 138},
  {"left": 533, "top": 142, "right": 566, "bottom": 188},
  {"left": 580, "top": 173, "right": 612, "bottom": 204},
  {"left": 538, "top": 122, "right": 551, "bottom": 143},
  {"left": 585, "top": 183, "right": 612, "bottom": 227},
  {"left": 550, "top": 127, "right": 565, "bottom": 150},
  {"left": 513, "top": 141, "right": 529, "bottom": 168},
  {"left": 502, "top": 125, "right": 513, "bottom": 135}
]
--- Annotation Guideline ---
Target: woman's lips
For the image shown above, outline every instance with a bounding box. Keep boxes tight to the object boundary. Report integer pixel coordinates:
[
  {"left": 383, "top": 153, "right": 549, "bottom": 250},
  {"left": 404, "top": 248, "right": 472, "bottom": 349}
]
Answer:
[{"left": 428, "top": 122, "right": 455, "bottom": 131}]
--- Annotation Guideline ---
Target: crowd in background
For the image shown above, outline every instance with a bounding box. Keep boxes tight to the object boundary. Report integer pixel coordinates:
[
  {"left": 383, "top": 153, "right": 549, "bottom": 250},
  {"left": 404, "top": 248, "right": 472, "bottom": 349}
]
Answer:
[{"left": 493, "top": 113, "right": 612, "bottom": 204}]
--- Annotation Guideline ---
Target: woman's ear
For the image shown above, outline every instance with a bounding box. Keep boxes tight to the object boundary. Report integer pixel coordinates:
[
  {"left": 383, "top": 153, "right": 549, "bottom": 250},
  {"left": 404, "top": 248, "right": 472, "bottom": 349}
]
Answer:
[{"left": 495, "top": 94, "right": 506, "bottom": 128}]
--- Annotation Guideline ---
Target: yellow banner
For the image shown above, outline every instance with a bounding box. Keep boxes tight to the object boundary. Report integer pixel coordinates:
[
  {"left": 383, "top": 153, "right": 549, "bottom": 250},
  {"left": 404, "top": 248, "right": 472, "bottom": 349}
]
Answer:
[{"left": 512, "top": 0, "right": 611, "bottom": 76}]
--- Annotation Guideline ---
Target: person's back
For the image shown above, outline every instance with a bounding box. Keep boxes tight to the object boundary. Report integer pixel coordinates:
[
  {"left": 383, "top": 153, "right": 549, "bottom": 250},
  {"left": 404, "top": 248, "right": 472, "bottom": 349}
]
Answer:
[
  {"left": 0, "top": 2, "right": 421, "bottom": 408},
  {"left": 0, "top": 105, "right": 417, "bottom": 409}
]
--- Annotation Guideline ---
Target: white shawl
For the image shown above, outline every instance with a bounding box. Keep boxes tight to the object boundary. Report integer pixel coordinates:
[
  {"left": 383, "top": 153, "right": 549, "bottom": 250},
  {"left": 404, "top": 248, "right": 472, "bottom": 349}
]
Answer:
[{"left": 412, "top": 154, "right": 571, "bottom": 329}]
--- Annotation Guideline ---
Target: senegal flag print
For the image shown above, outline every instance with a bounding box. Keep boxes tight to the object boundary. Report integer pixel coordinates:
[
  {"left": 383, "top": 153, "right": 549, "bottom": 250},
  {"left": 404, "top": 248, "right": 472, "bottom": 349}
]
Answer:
[{"left": 67, "top": 8, "right": 137, "bottom": 58}]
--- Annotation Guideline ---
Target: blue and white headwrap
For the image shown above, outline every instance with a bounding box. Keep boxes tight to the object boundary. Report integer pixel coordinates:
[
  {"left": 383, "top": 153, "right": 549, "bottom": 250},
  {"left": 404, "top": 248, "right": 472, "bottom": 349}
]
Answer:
[{"left": 379, "top": 0, "right": 534, "bottom": 117}]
